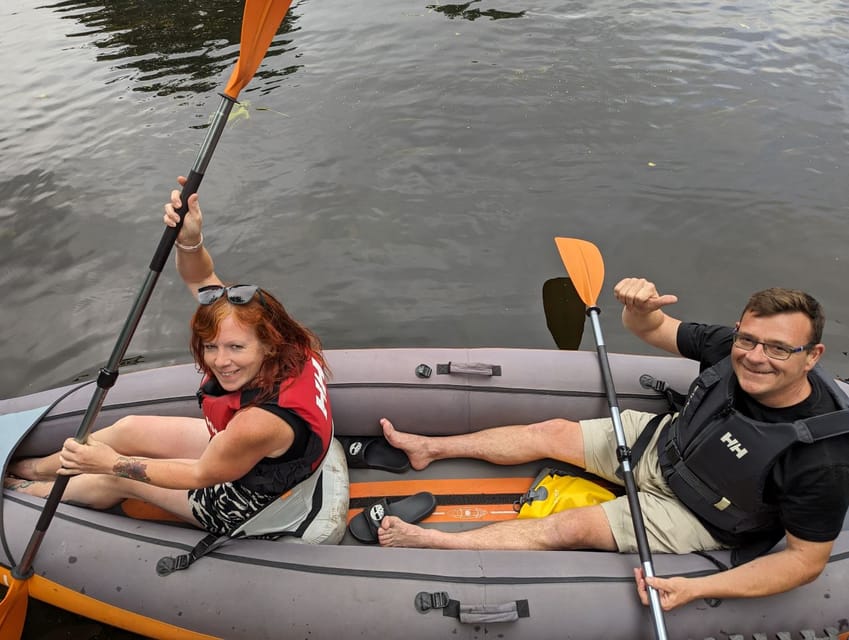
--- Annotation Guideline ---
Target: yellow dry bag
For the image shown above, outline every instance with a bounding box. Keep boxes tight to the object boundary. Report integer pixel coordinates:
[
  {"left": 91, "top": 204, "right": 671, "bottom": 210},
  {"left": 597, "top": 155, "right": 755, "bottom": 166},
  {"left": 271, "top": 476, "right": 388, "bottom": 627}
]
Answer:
[{"left": 515, "top": 467, "right": 615, "bottom": 519}]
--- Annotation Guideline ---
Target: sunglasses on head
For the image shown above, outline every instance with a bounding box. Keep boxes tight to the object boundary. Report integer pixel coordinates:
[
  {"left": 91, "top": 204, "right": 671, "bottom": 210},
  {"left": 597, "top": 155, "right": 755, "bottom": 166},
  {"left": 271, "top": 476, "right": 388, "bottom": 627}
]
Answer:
[{"left": 197, "top": 284, "right": 264, "bottom": 307}]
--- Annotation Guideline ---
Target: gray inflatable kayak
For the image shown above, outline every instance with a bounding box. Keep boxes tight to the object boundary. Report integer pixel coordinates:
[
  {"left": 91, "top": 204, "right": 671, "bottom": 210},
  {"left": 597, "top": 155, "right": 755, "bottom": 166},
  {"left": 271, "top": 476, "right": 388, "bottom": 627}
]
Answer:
[{"left": 1, "top": 348, "right": 847, "bottom": 639}]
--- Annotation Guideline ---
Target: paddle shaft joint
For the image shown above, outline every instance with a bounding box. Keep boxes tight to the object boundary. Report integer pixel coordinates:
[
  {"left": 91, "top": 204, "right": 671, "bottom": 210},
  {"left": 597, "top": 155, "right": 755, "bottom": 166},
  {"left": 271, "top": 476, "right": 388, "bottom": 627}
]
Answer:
[{"left": 96, "top": 367, "right": 119, "bottom": 390}]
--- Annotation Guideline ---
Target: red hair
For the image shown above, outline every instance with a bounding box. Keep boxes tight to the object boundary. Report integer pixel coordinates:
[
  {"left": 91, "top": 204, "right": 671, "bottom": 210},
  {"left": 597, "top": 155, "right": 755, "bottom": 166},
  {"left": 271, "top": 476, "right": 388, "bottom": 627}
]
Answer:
[{"left": 189, "top": 288, "right": 327, "bottom": 403}]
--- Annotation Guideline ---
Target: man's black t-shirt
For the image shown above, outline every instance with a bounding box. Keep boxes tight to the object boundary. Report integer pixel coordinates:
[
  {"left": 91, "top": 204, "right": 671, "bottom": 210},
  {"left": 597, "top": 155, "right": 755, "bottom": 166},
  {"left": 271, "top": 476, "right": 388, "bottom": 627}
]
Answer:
[{"left": 676, "top": 322, "right": 849, "bottom": 543}]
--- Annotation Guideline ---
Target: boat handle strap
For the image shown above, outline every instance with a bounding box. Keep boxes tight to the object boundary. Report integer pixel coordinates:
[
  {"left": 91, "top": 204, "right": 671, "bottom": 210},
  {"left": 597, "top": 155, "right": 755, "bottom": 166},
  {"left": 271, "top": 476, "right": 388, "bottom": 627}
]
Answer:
[
  {"left": 436, "top": 362, "right": 502, "bottom": 377},
  {"left": 451, "top": 599, "right": 529, "bottom": 623},
  {"left": 415, "top": 591, "right": 529, "bottom": 623}
]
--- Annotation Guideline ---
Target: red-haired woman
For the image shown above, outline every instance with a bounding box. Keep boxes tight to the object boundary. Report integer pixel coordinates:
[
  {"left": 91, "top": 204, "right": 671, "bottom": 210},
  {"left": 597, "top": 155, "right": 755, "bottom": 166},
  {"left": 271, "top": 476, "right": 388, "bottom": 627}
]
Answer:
[{"left": 6, "top": 177, "right": 333, "bottom": 536}]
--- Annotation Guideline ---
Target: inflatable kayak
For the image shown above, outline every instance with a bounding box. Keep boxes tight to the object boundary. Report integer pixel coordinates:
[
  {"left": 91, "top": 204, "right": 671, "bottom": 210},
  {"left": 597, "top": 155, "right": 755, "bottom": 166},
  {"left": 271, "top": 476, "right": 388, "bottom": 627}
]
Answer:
[{"left": 2, "top": 348, "right": 847, "bottom": 639}]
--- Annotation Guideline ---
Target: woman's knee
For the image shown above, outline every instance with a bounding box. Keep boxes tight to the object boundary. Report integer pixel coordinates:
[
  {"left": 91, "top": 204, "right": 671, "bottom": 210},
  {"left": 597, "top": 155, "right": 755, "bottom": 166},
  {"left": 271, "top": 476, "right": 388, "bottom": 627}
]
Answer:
[
  {"left": 112, "top": 414, "right": 148, "bottom": 432},
  {"left": 66, "top": 474, "right": 127, "bottom": 509},
  {"left": 91, "top": 415, "right": 145, "bottom": 446}
]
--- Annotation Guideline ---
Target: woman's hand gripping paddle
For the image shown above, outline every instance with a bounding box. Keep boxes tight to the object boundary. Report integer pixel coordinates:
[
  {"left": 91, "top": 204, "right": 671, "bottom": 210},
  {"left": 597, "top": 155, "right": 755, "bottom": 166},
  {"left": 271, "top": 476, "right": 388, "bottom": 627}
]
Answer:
[
  {"left": 0, "top": 1, "right": 294, "bottom": 635},
  {"left": 554, "top": 237, "right": 670, "bottom": 640}
]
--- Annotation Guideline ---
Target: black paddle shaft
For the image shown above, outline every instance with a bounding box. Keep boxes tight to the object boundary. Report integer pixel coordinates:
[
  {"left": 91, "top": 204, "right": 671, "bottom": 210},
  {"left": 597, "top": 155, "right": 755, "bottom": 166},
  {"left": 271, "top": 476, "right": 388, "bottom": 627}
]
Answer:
[
  {"left": 587, "top": 306, "right": 669, "bottom": 640},
  {"left": 13, "top": 94, "right": 238, "bottom": 580},
  {"left": 152, "top": 94, "right": 238, "bottom": 271},
  {"left": 590, "top": 312, "right": 657, "bottom": 565}
]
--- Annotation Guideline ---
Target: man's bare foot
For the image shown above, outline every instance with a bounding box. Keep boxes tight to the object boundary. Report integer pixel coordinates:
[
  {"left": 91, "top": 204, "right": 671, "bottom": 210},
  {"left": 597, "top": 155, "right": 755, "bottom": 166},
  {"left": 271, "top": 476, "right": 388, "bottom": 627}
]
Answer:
[
  {"left": 3, "top": 476, "right": 52, "bottom": 498},
  {"left": 377, "top": 515, "right": 438, "bottom": 548},
  {"left": 380, "top": 418, "right": 434, "bottom": 470},
  {"left": 8, "top": 457, "right": 56, "bottom": 481}
]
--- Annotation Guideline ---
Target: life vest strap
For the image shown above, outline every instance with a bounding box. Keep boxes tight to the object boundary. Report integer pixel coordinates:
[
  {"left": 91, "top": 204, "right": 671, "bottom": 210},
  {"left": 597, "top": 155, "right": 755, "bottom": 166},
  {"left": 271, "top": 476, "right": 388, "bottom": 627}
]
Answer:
[{"left": 156, "top": 533, "right": 230, "bottom": 576}]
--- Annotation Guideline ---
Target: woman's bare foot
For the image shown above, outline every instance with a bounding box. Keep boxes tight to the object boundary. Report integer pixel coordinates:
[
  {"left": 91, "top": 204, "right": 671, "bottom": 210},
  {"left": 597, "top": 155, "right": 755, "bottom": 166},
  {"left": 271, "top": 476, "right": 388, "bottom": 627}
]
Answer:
[
  {"left": 377, "top": 515, "right": 440, "bottom": 548},
  {"left": 4, "top": 476, "right": 53, "bottom": 498},
  {"left": 380, "top": 418, "right": 435, "bottom": 470},
  {"left": 8, "top": 456, "right": 58, "bottom": 481}
]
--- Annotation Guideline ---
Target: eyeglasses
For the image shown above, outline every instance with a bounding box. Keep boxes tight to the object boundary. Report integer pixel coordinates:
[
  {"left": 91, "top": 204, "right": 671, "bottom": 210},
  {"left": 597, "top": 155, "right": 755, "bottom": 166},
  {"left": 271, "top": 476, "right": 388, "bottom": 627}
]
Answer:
[
  {"left": 197, "top": 284, "right": 264, "bottom": 307},
  {"left": 732, "top": 330, "right": 814, "bottom": 361}
]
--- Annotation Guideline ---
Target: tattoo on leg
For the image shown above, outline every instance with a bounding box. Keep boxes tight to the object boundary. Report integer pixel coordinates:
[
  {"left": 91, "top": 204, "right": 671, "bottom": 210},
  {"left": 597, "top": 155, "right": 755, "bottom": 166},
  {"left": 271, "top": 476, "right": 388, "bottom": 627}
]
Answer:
[
  {"left": 4, "top": 478, "right": 36, "bottom": 491},
  {"left": 113, "top": 457, "right": 151, "bottom": 483},
  {"left": 4, "top": 477, "right": 51, "bottom": 498}
]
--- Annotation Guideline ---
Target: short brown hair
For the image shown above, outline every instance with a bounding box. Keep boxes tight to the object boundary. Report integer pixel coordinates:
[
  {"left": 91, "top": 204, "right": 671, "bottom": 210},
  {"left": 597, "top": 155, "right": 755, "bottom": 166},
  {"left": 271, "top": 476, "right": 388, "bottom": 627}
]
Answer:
[{"left": 741, "top": 288, "right": 824, "bottom": 344}]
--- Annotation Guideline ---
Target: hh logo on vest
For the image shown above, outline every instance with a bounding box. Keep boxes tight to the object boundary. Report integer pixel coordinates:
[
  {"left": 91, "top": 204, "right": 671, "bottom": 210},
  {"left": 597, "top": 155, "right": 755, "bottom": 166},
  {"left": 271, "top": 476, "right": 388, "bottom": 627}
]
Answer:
[
  {"left": 312, "top": 356, "right": 329, "bottom": 420},
  {"left": 720, "top": 431, "right": 748, "bottom": 459}
]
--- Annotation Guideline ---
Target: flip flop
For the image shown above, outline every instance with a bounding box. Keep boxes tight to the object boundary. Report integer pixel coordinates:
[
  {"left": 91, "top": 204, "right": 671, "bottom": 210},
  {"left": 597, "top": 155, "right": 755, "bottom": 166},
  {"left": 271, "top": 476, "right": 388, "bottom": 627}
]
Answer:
[
  {"left": 348, "top": 492, "right": 438, "bottom": 544},
  {"left": 337, "top": 435, "right": 411, "bottom": 473}
]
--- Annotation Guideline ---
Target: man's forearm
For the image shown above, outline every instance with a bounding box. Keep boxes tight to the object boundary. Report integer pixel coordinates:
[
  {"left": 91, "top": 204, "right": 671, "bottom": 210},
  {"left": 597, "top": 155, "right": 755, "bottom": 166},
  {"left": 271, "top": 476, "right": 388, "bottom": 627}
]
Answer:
[
  {"left": 689, "top": 543, "right": 827, "bottom": 600},
  {"left": 622, "top": 307, "right": 665, "bottom": 338}
]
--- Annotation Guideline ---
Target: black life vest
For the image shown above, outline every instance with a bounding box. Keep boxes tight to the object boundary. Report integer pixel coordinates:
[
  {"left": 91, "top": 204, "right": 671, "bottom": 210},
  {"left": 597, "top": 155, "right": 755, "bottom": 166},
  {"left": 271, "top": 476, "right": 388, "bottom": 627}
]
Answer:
[
  {"left": 198, "top": 354, "right": 333, "bottom": 494},
  {"left": 657, "top": 357, "right": 849, "bottom": 539}
]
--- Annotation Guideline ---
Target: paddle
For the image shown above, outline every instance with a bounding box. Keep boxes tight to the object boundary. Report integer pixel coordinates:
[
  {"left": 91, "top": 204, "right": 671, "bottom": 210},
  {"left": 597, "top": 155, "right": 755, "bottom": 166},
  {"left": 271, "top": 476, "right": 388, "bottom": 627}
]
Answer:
[
  {"left": 0, "top": 0, "right": 293, "bottom": 634},
  {"left": 542, "top": 277, "right": 586, "bottom": 349},
  {"left": 553, "top": 237, "right": 669, "bottom": 640}
]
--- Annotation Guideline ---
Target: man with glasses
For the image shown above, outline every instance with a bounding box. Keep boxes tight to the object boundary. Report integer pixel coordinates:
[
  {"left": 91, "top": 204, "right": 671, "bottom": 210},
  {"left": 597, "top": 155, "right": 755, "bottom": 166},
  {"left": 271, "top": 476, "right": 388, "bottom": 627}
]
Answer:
[{"left": 376, "top": 278, "right": 849, "bottom": 612}]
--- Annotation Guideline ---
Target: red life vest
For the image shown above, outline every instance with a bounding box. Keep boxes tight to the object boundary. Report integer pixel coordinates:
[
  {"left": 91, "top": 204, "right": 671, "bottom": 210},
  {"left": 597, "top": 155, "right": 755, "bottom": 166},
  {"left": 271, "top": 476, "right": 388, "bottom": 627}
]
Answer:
[{"left": 198, "top": 354, "right": 332, "bottom": 492}]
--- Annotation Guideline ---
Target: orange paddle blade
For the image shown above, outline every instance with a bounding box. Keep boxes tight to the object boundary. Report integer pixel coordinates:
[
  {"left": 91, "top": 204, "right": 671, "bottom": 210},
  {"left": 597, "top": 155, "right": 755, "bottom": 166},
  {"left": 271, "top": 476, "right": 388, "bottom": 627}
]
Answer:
[
  {"left": 0, "top": 576, "right": 29, "bottom": 639},
  {"left": 554, "top": 237, "right": 604, "bottom": 307},
  {"left": 224, "top": 0, "right": 294, "bottom": 99}
]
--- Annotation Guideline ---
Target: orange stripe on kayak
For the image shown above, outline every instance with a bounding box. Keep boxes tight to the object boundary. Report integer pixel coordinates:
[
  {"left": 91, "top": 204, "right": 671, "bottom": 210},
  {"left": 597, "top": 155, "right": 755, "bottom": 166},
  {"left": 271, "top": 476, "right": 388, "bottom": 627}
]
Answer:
[
  {"left": 350, "top": 476, "right": 533, "bottom": 499},
  {"left": 1, "top": 569, "right": 219, "bottom": 640},
  {"left": 120, "top": 477, "right": 534, "bottom": 523},
  {"left": 346, "top": 503, "right": 519, "bottom": 524},
  {"left": 428, "top": 504, "right": 518, "bottom": 522}
]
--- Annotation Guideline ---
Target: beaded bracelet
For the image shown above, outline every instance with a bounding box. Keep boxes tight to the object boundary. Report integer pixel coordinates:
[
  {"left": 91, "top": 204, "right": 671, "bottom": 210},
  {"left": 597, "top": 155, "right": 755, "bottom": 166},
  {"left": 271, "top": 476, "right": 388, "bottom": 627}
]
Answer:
[{"left": 175, "top": 233, "right": 203, "bottom": 253}]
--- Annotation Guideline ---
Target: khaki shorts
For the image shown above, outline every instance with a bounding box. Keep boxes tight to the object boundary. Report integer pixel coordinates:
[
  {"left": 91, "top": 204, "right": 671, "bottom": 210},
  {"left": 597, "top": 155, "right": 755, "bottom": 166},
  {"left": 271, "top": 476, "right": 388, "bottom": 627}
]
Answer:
[{"left": 580, "top": 410, "right": 728, "bottom": 554}]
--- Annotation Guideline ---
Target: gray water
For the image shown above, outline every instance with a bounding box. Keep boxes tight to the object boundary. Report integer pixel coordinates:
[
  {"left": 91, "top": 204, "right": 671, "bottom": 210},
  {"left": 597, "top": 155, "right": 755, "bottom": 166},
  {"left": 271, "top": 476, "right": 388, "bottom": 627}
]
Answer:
[{"left": 2, "top": 0, "right": 849, "bottom": 637}]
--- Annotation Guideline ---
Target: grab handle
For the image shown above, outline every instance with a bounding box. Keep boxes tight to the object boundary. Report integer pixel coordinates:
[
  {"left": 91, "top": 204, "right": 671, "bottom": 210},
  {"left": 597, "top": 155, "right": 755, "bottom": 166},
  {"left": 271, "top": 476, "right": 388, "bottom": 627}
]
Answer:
[
  {"left": 436, "top": 362, "right": 502, "bottom": 377},
  {"left": 415, "top": 591, "right": 529, "bottom": 624},
  {"left": 454, "top": 600, "right": 529, "bottom": 623}
]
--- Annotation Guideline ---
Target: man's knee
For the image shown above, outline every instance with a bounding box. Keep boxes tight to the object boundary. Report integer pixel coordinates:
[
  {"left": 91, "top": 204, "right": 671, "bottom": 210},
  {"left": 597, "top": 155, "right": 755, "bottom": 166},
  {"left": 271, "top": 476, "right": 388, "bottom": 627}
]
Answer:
[
  {"left": 526, "top": 418, "right": 584, "bottom": 464},
  {"left": 527, "top": 418, "right": 578, "bottom": 438},
  {"left": 544, "top": 507, "right": 616, "bottom": 551}
]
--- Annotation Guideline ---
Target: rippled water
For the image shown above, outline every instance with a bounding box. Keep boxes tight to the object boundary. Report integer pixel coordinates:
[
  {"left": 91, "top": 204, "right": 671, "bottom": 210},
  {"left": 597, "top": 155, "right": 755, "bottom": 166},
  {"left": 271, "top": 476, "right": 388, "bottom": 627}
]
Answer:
[
  {"left": 3, "top": 0, "right": 848, "bottom": 404},
  {"left": 2, "top": 0, "right": 849, "bottom": 636}
]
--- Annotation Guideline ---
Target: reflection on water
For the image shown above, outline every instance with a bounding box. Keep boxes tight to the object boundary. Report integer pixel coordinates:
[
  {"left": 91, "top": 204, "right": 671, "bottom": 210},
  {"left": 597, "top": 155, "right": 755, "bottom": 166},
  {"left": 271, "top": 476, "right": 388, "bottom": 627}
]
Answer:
[
  {"left": 2, "top": 0, "right": 849, "bottom": 634},
  {"left": 41, "top": 0, "right": 302, "bottom": 95},
  {"left": 428, "top": 1, "right": 525, "bottom": 21}
]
